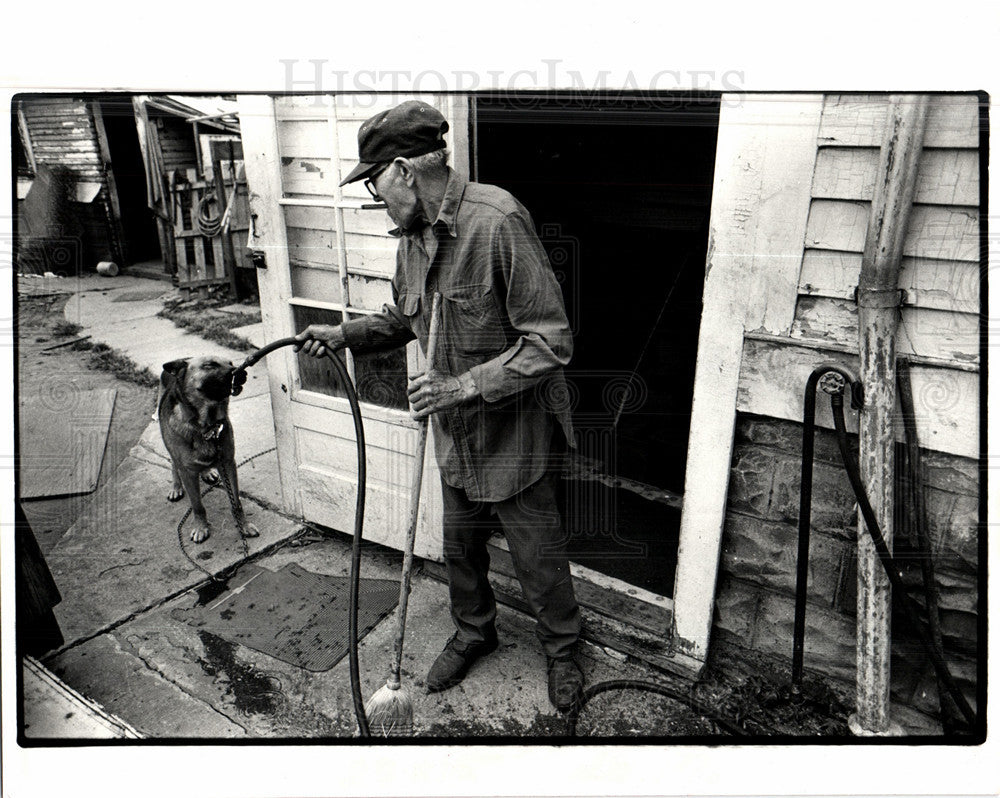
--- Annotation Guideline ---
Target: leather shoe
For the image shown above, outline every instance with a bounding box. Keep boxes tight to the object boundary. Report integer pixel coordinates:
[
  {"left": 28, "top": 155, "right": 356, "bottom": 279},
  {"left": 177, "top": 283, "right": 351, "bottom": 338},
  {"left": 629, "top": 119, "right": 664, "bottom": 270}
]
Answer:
[
  {"left": 426, "top": 632, "right": 499, "bottom": 692},
  {"left": 547, "top": 655, "right": 584, "bottom": 712}
]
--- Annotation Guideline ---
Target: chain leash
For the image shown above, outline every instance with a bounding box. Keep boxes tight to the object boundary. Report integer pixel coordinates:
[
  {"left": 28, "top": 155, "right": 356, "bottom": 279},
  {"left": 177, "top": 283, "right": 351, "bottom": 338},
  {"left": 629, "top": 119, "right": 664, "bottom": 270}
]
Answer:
[{"left": 175, "top": 446, "right": 277, "bottom": 582}]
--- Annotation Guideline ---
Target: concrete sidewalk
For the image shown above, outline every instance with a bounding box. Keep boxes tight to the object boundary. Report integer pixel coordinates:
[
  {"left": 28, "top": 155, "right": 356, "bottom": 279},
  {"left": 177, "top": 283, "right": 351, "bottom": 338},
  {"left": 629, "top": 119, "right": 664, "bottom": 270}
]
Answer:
[{"left": 28, "top": 274, "right": 688, "bottom": 740}]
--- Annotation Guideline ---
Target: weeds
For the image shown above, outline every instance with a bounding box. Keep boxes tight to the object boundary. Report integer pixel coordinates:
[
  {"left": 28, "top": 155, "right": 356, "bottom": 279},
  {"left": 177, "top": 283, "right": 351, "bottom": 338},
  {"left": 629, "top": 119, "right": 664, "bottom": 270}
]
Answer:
[
  {"left": 72, "top": 340, "right": 159, "bottom": 388},
  {"left": 158, "top": 293, "right": 260, "bottom": 353},
  {"left": 52, "top": 320, "right": 83, "bottom": 337}
]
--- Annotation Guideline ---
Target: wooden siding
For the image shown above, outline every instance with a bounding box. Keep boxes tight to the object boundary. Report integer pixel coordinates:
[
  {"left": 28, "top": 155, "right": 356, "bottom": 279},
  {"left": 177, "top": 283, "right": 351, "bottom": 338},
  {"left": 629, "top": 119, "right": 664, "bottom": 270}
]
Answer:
[
  {"left": 718, "top": 94, "right": 982, "bottom": 717},
  {"left": 18, "top": 98, "right": 116, "bottom": 265},
  {"left": 155, "top": 114, "right": 199, "bottom": 171},
  {"left": 20, "top": 99, "right": 104, "bottom": 180},
  {"left": 739, "top": 93, "right": 981, "bottom": 459}
]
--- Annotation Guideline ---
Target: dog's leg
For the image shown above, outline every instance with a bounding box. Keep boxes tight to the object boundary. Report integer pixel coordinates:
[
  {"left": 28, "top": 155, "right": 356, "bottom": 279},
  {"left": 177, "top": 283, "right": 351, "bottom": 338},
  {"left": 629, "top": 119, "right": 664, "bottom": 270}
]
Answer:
[
  {"left": 178, "top": 468, "right": 211, "bottom": 543},
  {"left": 168, "top": 461, "right": 185, "bottom": 502},
  {"left": 220, "top": 458, "right": 259, "bottom": 538}
]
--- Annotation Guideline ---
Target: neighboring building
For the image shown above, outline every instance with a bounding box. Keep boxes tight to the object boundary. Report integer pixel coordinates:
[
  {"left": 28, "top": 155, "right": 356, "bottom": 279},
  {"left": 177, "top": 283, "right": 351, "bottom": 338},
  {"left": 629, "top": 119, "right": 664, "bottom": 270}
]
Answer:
[
  {"left": 236, "top": 91, "right": 982, "bottom": 729},
  {"left": 15, "top": 94, "right": 246, "bottom": 292}
]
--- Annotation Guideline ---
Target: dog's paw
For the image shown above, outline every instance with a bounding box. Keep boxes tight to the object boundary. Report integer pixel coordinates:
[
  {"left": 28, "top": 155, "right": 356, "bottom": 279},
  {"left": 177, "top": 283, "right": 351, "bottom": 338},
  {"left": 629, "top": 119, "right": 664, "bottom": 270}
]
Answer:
[
  {"left": 190, "top": 522, "right": 212, "bottom": 544},
  {"left": 167, "top": 486, "right": 185, "bottom": 502},
  {"left": 201, "top": 469, "right": 220, "bottom": 485},
  {"left": 240, "top": 522, "right": 260, "bottom": 539}
]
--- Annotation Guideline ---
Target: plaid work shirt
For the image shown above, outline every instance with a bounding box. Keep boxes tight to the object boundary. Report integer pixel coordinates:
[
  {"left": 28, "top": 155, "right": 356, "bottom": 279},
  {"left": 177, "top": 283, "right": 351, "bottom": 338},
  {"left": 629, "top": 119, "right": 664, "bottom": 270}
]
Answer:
[{"left": 340, "top": 169, "right": 574, "bottom": 502}]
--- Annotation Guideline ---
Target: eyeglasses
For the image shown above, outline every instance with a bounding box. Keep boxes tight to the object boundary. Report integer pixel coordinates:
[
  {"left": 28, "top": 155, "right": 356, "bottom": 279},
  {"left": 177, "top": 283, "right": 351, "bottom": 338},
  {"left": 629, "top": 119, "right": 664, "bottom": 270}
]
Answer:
[{"left": 363, "top": 162, "right": 392, "bottom": 202}]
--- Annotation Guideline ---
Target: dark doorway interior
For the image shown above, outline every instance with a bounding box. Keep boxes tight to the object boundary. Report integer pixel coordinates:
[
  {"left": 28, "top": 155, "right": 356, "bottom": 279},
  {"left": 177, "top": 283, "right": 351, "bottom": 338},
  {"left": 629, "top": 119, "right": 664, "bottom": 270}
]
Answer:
[
  {"left": 476, "top": 94, "right": 719, "bottom": 596},
  {"left": 98, "top": 99, "right": 161, "bottom": 265}
]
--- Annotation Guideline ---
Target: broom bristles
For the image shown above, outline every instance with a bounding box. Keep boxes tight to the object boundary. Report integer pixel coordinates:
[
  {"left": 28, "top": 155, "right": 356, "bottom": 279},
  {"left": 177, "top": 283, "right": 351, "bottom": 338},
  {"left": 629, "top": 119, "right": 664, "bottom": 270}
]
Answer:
[{"left": 365, "top": 681, "right": 414, "bottom": 737}]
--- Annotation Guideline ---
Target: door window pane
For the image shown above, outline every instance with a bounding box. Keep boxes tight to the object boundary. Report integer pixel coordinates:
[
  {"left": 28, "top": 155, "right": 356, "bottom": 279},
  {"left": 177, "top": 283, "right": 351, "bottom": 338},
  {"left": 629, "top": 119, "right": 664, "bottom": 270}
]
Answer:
[{"left": 292, "top": 305, "right": 408, "bottom": 410}]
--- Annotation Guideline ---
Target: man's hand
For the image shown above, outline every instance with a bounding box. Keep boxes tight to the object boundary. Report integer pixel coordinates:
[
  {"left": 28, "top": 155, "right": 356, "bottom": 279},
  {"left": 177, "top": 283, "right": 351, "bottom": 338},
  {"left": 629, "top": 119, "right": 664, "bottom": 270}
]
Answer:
[
  {"left": 407, "top": 370, "right": 478, "bottom": 419},
  {"left": 294, "top": 324, "right": 347, "bottom": 358}
]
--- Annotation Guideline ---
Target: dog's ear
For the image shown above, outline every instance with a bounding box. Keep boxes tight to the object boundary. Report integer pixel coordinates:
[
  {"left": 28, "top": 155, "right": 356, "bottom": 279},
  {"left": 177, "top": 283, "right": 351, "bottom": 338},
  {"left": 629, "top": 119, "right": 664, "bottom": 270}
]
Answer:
[{"left": 161, "top": 358, "right": 189, "bottom": 389}]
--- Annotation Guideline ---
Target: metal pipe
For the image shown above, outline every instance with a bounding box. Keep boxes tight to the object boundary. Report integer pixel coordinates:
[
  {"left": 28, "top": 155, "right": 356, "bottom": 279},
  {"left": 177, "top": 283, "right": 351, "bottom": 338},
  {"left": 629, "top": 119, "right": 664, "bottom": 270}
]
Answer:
[{"left": 854, "top": 94, "right": 929, "bottom": 733}]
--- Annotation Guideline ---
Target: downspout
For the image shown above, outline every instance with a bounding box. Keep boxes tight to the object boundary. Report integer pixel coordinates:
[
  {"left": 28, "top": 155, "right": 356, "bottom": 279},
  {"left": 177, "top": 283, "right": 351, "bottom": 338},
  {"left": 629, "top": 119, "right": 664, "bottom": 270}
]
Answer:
[{"left": 850, "top": 94, "right": 929, "bottom": 735}]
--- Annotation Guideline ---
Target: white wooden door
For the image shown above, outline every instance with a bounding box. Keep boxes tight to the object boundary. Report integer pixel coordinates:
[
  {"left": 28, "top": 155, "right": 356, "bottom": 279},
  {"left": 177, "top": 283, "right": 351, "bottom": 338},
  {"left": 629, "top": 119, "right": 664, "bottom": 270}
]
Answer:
[{"left": 238, "top": 93, "right": 470, "bottom": 561}]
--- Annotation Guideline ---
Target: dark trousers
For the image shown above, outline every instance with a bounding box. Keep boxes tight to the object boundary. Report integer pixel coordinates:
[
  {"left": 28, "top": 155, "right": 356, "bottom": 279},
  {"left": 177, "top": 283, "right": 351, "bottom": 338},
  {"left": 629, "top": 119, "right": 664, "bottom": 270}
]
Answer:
[{"left": 440, "top": 469, "right": 581, "bottom": 660}]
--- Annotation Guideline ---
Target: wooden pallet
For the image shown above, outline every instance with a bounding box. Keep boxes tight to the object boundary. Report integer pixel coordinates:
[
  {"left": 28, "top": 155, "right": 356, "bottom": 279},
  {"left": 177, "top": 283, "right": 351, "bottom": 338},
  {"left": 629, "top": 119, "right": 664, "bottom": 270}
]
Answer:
[{"left": 169, "top": 167, "right": 230, "bottom": 295}]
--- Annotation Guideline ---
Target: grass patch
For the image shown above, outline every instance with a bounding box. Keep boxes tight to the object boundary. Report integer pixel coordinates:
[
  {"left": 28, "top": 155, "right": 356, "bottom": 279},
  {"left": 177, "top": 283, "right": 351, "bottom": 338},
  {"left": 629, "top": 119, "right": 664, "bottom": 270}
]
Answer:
[
  {"left": 74, "top": 340, "right": 159, "bottom": 387},
  {"left": 158, "top": 292, "right": 260, "bottom": 353},
  {"left": 52, "top": 320, "right": 83, "bottom": 337}
]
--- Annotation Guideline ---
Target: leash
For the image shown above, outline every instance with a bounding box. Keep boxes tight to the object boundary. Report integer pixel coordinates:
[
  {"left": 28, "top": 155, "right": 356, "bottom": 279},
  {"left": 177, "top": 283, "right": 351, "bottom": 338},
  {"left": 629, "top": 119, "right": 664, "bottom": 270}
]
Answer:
[{"left": 174, "top": 446, "right": 276, "bottom": 581}]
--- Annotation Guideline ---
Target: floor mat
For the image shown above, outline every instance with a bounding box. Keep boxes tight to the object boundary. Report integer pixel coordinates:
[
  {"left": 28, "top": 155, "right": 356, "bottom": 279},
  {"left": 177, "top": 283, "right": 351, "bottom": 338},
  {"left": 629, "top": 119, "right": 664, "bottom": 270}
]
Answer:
[
  {"left": 171, "top": 562, "right": 399, "bottom": 672},
  {"left": 18, "top": 387, "right": 116, "bottom": 499}
]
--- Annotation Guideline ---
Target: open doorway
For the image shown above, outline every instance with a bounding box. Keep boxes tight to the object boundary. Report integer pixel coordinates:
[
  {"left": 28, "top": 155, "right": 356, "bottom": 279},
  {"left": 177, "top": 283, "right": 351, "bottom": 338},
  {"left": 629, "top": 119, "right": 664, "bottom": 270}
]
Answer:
[
  {"left": 476, "top": 93, "right": 719, "bottom": 597},
  {"left": 97, "top": 99, "right": 162, "bottom": 266}
]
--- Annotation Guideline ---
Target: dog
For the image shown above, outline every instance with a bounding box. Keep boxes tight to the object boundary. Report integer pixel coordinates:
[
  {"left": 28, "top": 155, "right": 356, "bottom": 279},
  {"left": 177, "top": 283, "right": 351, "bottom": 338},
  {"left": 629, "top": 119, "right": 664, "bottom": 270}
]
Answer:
[{"left": 158, "top": 356, "right": 258, "bottom": 544}]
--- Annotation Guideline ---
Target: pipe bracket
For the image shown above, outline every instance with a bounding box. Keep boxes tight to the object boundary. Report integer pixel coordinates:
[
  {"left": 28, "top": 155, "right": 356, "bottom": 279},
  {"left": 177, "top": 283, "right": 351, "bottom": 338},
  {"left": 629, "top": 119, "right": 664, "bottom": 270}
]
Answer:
[{"left": 855, "top": 286, "right": 905, "bottom": 308}]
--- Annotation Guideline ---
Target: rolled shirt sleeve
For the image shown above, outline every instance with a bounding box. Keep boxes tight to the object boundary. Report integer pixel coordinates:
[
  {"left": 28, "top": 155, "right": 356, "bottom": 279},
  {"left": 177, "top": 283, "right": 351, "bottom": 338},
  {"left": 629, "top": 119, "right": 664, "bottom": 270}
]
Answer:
[{"left": 468, "top": 212, "right": 573, "bottom": 402}]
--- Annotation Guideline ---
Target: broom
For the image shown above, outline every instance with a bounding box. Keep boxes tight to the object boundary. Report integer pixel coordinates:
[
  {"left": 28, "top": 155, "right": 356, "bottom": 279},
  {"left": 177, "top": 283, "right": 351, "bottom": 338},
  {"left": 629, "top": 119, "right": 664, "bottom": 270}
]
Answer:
[{"left": 365, "top": 292, "right": 443, "bottom": 736}]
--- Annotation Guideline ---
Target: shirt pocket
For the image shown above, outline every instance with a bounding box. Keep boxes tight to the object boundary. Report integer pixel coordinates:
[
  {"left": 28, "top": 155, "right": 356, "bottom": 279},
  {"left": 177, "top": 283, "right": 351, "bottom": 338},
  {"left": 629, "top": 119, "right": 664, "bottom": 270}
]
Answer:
[
  {"left": 398, "top": 293, "right": 424, "bottom": 339},
  {"left": 444, "top": 288, "right": 508, "bottom": 357}
]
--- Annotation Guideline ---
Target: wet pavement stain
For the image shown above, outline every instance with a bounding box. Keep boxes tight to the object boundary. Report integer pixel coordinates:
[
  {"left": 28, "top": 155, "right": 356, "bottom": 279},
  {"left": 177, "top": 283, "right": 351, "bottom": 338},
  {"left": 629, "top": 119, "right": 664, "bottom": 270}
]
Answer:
[
  {"left": 195, "top": 578, "right": 231, "bottom": 607},
  {"left": 196, "top": 630, "right": 284, "bottom": 716}
]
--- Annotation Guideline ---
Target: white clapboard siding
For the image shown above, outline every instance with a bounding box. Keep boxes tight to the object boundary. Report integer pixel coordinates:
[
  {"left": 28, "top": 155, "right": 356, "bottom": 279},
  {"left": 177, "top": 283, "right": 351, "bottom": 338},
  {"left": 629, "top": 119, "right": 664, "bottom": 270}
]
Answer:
[
  {"left": 818, "top": 94, "right": 980, "bottom": 149},
  {"left": 798, "top": 251, "right": 980, "bottom": 314},
  {"left": 789, "top": 295, "right": 978, "bottom": 364},
  {"left": 739, "top": 337, "right": 978, "bottom": 458},
  {"left": 812, "top": 147, "right": 979, "bottom": 206},
  {"left": 805, "top": 200, "right": 979, "bottom": 263},
  {"left": 740, "top": 92, "right": 981, "bottom": 468}
]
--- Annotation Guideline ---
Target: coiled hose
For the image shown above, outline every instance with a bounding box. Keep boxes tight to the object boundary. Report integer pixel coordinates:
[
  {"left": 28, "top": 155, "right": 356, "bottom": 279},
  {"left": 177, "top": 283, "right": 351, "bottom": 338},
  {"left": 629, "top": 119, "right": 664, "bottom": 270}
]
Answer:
[{"left": 233, "top": 337, "right": 371, "bottom": 737}]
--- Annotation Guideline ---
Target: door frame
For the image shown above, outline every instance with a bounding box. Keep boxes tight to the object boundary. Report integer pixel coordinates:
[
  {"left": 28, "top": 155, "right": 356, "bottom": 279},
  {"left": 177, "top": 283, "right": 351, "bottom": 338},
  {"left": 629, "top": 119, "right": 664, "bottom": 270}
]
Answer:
[{"left": 239, "top": 91, "right": 823, "bottom": 675}]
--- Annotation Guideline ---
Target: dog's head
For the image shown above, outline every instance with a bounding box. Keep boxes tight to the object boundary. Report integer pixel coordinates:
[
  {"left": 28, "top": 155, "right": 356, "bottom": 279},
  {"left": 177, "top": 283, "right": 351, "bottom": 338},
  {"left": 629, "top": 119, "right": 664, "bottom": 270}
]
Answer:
[{"left": 161, "top": 356, "right": 236, "bottom": 429}]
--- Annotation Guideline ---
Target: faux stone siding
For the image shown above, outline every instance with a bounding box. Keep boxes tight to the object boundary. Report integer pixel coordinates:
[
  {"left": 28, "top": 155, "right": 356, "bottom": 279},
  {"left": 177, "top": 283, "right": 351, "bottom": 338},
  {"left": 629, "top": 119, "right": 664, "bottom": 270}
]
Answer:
[{"left": 715, "top": 413, "right": 981, "bottom": 718}]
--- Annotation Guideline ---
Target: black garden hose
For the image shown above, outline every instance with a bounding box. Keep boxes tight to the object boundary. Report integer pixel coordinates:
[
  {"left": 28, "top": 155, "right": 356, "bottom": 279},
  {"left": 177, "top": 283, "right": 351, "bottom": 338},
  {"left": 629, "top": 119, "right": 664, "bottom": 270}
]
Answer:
[
  {"left": 234, "top": 337, "right": 371, "bottom": 737},
  {"left": 793, "top": 365, "right": 863, "bottom": 689},
  {"left": 830, "top": 391, "right": 977, "bottom": 729},
  {"left": 793, "top": 364, "right": 976, "bottom": 730},
  {"left": 566, "top": 679, "right": 748, "bottom": 737}
]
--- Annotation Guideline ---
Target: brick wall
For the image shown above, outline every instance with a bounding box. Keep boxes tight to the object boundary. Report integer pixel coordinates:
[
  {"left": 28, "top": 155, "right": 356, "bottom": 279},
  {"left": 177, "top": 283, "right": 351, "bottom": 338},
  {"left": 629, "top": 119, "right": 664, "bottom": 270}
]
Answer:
[{"left": 713, "top": 413, "right": 979, "bottom": 720}]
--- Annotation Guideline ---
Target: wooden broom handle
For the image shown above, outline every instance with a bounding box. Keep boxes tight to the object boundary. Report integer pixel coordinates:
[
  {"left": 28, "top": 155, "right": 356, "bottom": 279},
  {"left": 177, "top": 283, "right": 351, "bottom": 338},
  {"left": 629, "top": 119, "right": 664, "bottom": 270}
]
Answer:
[{"left": 389, "top": 292, "right": 442, "bottom": 685}]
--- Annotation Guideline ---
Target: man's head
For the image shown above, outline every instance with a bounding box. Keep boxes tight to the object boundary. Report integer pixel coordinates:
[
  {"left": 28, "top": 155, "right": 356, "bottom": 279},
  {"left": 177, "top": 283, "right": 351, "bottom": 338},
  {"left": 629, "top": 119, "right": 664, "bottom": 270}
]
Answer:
[{"left": 340, "top": 100, "right": 450, "bottom": 231}]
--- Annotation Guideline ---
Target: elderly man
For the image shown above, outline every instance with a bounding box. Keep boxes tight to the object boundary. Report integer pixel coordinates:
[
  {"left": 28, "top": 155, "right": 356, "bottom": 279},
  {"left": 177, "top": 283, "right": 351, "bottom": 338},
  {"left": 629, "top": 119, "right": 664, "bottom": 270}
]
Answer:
[{"left": 295, "top": 100, "right": 583, "bottom": 712}]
